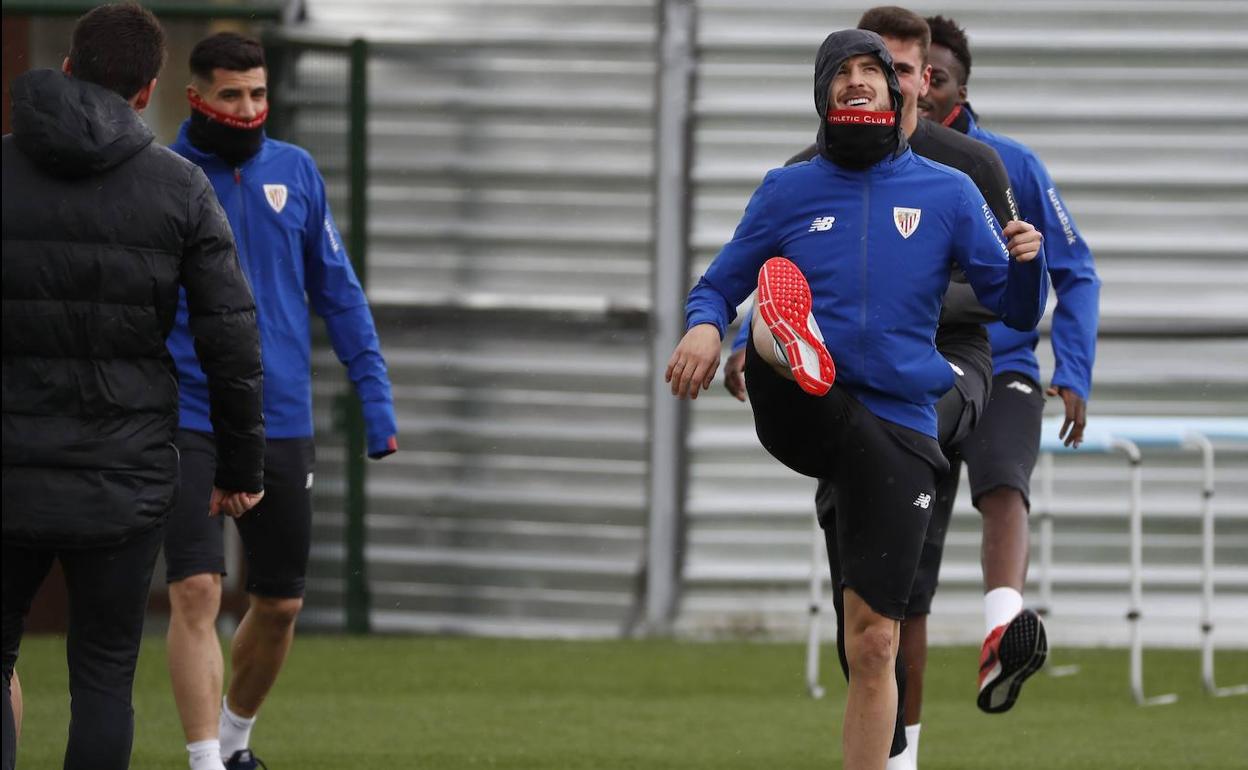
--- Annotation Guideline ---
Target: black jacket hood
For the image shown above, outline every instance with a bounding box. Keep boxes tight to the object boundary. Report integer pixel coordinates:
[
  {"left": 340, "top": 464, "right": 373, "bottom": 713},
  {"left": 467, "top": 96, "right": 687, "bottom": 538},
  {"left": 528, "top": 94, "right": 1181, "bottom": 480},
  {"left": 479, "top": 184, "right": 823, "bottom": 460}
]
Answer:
[
  {"left": 10, "top": 69, "right": 153, "bottom": 179},
  {"left": 814, "top": 29, "right": 907, "bottom": 158}
]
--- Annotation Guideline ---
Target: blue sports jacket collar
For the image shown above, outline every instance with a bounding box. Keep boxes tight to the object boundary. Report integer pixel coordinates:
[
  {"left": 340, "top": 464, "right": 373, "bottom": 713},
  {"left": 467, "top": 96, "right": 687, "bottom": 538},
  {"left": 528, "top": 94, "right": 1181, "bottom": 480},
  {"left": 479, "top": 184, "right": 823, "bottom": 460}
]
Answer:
[{"left": 811, "top": 147, "right": 915, "bottom": 178}]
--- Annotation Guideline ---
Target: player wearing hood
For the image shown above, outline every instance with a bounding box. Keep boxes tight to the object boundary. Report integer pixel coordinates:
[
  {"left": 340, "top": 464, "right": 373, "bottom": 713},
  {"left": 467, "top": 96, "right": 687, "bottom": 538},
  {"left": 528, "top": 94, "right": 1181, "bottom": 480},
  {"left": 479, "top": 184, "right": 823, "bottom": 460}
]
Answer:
[
  {"left": 666, "top": 29, "right": 1046, "bottom": 769},
  {"left": 722, "top": 9, "right": 1030, "bottom": 766}
]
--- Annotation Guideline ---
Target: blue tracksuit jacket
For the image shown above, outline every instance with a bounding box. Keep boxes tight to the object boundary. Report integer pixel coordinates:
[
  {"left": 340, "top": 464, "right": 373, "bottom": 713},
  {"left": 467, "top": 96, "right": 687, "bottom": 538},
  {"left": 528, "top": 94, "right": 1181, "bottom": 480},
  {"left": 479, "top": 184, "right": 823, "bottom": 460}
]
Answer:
[
  {"left": 167, "top": 123, "right": 397, "bottom": 457},
  {"left": 964, "top": 109, "right": 1100, "bottom": 399},
  {"left": 685, "top": 149, "right": 1047, "bottom": 438}
]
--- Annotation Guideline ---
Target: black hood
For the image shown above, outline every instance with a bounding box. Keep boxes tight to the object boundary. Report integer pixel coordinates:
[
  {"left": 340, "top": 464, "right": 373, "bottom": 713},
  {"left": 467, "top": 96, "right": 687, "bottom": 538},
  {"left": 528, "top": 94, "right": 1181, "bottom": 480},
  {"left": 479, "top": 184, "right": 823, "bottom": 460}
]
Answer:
[
  {"left": 10, "top": 69, "right": 153, "bottom": 179},
  {"left": 813, "top": 29, "right": 907, "bottom": 159}
]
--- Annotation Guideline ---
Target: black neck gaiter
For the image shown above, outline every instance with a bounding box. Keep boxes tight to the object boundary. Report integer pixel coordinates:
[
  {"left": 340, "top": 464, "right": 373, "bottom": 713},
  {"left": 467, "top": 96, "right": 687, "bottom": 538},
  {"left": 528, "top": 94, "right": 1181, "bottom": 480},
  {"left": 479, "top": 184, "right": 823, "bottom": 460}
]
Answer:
[
  {"left": 821, "top": 109, "right": 899, "bottom": 170},
  {"left": 187, "top": 93, "right": 267, "bottom": 168}
]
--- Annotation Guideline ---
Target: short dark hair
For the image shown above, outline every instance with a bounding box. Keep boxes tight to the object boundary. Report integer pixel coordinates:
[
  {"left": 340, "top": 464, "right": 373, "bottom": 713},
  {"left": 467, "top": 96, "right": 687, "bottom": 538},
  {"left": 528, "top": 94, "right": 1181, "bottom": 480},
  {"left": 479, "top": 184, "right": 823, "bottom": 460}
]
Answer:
[
  {"left": 68, "top": 2, "right": 166, "bottom": 99},
  {"left": 927, "top": 15, "right": 972, "bottom": 84},
  {"left": 189, "top": 32, "right": 266, "bottom": 83},
  {"left": 858, "top": 6, "right": 930, "bottom": 61}
]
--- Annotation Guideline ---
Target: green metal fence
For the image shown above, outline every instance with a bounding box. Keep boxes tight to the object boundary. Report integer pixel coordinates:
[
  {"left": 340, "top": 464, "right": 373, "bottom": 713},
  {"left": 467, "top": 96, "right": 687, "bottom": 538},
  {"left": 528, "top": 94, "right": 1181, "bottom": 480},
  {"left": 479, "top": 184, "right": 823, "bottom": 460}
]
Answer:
[{"left": 265, "top": 33, "right": 371, "bottom": 632}]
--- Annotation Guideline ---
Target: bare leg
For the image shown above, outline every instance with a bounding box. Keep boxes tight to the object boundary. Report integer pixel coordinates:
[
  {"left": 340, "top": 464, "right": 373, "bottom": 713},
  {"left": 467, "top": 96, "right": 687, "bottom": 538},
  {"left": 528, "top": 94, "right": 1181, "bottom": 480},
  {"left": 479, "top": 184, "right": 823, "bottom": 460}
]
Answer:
[
  {"left": 899, "top": 615, "right": 928, "bottom": 726},
  {"left": 167, "top": 574, "right": 225, "bottom": 742},
  {"left": 225, "top": 595, "right": 303, "bottom": 716},
  {"left": 843, "top": 589, "right": 900, "bottom": 770},
  {"left": 10, "top": 670, "right": 20, "bottom": 743},
  {"left": 978, "top": 487, "right": 1030, "bottom": 592}
]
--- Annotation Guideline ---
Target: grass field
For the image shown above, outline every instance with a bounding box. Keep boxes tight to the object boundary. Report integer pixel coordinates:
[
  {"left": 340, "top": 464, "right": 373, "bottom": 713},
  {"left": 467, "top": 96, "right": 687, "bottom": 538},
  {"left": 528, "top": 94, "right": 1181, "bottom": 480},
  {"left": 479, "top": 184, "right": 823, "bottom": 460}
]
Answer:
[{"left": 11, "top": 635, "right": 1248, "bottom": 768}]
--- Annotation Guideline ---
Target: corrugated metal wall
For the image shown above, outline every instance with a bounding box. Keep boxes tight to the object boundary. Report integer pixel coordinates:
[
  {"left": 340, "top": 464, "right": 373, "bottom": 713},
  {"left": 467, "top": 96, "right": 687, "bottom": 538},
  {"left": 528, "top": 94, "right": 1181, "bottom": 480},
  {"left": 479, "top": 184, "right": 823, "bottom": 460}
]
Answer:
[
  {"left": 293, "top": 0, "right": 660, "bottom": 637},
  {"left": 293, "top": 0, "right": 1248, "bottom": 645},
  {"left": 682, "top": 0, "right": 1248, "bottom": 647}
]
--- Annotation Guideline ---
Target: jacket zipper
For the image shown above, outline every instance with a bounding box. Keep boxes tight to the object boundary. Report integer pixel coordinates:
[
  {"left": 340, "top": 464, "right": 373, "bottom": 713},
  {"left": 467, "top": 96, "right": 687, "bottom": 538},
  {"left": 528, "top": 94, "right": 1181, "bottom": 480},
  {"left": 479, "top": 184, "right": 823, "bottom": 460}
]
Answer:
[
  {"left": 234, "top": 166, "right": 250, "bottom": 275},
  {"left": 859, "top": 176, "right": 870, "bottom": 375}
]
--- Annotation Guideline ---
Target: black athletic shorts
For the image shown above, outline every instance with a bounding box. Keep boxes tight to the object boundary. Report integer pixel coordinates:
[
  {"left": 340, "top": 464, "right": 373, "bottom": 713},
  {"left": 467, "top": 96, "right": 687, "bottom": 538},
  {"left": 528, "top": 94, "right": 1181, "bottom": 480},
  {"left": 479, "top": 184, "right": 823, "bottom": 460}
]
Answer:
[
  {"left": 906, "top": 371, "right": 1043, "bottom": 615},
  {"left": 906, "top": 347, "right": 994, "bottom": 615},
  {"left": 745, "top": 337, "right": 947, "bottom": 620},
  {"left": 164, "top": 429, "right": 315, "bottom": 598},
  {"left": 959, "top": 371, "right": 1045, "bottom": 507}
]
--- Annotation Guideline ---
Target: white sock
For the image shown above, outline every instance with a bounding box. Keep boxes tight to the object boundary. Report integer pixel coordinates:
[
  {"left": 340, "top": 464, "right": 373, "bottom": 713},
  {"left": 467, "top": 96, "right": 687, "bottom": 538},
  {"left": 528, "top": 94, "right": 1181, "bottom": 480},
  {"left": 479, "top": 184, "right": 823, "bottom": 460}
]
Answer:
[
  {"left": 187, "top": 739, "right": 226, "bottom": 770},
  {"left": 905, "top": 723, "right": 922, "bottom": 767},
  {"left": 886, "top": 745, "right": 917, "bottom": 770},
  {"left": 218, "top": 696, "right": 256, "bottom": 760},
  {"left": 984, "top": 587, "right": 1024, "bottom": 635}
]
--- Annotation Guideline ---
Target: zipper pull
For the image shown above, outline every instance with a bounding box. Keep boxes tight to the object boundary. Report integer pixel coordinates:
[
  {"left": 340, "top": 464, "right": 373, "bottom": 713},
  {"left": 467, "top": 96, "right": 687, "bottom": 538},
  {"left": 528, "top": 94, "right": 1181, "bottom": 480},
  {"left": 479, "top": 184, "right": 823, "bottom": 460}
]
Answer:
[{"left": 234, "top": 168, "right": 242, "bottom": 183}]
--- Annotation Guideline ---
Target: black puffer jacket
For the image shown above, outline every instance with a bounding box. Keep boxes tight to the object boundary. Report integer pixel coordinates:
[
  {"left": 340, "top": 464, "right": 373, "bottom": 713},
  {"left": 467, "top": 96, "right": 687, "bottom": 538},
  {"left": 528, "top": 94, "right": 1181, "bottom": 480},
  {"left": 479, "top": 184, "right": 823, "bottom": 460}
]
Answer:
[{"left": 2, "top": 70, "right": 264, "bottom": 548}]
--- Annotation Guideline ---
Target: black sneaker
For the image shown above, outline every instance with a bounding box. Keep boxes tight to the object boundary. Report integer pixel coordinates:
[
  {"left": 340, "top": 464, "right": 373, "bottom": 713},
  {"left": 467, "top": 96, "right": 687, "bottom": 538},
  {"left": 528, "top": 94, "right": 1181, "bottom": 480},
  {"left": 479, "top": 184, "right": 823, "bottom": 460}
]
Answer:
[
  {"left": 225, "top": 749, "right": 268, "bottom": 770},
  {"left": 976, "top": 608, "right": 1049, "bottom": 713}
]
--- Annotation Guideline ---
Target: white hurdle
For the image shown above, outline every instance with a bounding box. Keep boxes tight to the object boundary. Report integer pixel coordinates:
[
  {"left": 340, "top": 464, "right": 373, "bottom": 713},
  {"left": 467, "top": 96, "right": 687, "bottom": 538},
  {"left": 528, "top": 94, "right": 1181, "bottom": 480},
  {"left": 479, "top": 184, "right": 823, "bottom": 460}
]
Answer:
[
  {"left": 1183, "top": 423, "right": 1248, "bottom": 698},
  {"left": 802, "top": 416, "right": 1248, "bottom": 704},
  {"left": 1035, "top": 452, "right": 1079, "bottom": 677},
  {"left": 805, "top": 510, "right": 827, "bottom": 699}
]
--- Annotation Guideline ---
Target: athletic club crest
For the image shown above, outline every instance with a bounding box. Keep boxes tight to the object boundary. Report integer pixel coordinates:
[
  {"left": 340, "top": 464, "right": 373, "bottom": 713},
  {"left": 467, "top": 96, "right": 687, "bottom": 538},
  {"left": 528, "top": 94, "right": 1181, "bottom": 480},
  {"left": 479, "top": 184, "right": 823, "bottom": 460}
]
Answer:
[
  {"left": 893, "top": 207, "right": 921, "bottom": 239},
  {"left": 263, "top": 184, "right": 288, "bottom": 214}
]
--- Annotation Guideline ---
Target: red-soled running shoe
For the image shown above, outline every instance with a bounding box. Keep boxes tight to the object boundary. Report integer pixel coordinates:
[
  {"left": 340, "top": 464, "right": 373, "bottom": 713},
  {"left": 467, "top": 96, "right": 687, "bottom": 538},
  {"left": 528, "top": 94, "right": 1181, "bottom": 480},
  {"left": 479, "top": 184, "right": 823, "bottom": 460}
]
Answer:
[
  {"left": 977, "top": 608, "right": 1049, "bottom": 713},
  {"left": 756, "top": 257, "right": 836, "bottom": 396}
]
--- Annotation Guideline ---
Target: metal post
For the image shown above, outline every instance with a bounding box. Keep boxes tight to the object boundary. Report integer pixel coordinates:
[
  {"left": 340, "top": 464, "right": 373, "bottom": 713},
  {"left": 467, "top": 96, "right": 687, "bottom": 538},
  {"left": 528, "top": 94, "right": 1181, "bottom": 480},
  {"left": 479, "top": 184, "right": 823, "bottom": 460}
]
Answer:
[
  {"left": 1037, "top": 451, "right": 1055, "bottom": 617},
  {"left": 1114, "top": 438, "right": 1176, "bottom": 707},
  {"left": 805, "top": 512, "right": 826, "bottom": 698},
  {"left": 1188, "top": 432, "right": 1248, "bottom": 697},
  {"left": 1036, "top": 452, "right": 1079, "bottom": 677},
  {"left": 343, "top": 38, "right": 371, "bottom": 634},
  {"left": 644, "top": 0, "right": 697, "bottom": 633}
]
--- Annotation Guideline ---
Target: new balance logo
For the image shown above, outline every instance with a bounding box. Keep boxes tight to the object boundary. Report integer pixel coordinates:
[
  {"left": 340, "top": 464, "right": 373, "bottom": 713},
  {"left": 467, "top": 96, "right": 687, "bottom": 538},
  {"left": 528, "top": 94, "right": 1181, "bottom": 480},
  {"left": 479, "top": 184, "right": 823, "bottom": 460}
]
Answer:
[
  {"left": 1006, "top": 380, "right": 1034, "bottom": 395},
  {"left": 809, "top": 216, "right": 836, "bottom": 232},
  {"left": 913, "top": 493, "right": 932, "bottom": 509}
]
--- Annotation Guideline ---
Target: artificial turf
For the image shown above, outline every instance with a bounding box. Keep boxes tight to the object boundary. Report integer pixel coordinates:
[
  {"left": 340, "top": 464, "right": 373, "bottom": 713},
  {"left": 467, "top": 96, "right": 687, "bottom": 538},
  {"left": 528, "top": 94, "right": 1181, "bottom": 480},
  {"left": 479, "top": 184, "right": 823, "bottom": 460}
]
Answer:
[{"left": 11, "top": 635, "right": 1247, "bottom": 768}]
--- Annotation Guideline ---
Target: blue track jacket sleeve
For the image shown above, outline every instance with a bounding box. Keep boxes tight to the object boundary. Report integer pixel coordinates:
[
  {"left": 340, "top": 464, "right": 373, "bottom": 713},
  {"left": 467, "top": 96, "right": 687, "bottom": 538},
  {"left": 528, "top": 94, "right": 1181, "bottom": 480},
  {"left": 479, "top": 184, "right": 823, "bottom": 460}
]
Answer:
[
  {"left": 685, "top": 172, "right": 781, "bottom": 338},
  {"left": 302, "top": 162, "right": 399, "bottom": 458},
  {"left": 1017, "top": 154, "right": 1100, "bottom": 400},
  {"left": 951, "top": 178, "right": 1048, "bottom": 332},
  {"left": 731, "top": 307, "right": 752, "bottom": 353}
]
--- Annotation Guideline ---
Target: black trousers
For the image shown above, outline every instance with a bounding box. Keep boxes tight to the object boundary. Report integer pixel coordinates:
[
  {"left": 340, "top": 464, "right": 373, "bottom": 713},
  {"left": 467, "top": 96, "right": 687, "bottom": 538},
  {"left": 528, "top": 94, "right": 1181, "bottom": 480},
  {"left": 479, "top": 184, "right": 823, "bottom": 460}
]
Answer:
[{"left": 2, "top": 525, "right": 164, "bottom": 770}]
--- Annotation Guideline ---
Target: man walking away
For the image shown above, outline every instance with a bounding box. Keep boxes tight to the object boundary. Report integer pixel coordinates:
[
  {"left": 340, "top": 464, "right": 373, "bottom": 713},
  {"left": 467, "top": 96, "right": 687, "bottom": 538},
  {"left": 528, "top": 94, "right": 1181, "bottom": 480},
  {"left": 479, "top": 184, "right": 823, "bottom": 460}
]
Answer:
[{"left": 2, "top": 6, "right": 265, "bottom": 770}]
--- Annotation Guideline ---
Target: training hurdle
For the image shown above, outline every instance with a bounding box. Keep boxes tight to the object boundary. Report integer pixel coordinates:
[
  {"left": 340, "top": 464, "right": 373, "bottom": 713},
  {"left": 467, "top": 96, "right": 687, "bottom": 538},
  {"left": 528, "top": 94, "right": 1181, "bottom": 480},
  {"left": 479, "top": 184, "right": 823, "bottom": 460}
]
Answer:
[{"left": 804, "top": 416, "right": 1248, "bottom": 705}]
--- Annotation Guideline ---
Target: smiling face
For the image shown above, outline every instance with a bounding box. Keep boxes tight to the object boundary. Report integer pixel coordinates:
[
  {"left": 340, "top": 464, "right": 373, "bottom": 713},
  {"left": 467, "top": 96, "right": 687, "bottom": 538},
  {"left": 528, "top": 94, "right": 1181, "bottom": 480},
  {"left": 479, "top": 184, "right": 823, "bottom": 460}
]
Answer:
[
  {"left": 188, "top": 66, "right": 268, "bottom": 120},
  {"left": 829, "top": 54, "right": 892, "bottom": 112},
  {"left": 918, "top": 43, "right": 966, "bottom": 122}
]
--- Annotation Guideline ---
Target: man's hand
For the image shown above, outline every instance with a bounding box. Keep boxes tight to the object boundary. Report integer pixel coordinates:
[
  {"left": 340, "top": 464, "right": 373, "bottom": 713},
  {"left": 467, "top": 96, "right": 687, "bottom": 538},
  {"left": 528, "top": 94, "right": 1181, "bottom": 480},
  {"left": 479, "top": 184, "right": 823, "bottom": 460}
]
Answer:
[
  {"left": 722, "top": 348, "right": 747, "bottom": 402},
  {"left": 1046, "top": 385, "right": 1087, "bottom": 448},
  {"left": 209, "top": 487, "right": 265, "bottom": 518},
  {"left": 666, "top": 324, "right": 722, "bottom": 400},
  {"left": 1002, "top": 220, "right": 1043, "bottom": 263}
]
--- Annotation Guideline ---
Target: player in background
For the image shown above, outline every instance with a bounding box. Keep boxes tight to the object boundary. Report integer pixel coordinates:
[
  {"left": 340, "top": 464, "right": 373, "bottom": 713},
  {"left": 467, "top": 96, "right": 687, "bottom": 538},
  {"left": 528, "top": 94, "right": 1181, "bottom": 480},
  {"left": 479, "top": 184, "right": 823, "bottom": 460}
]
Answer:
[
  {"left": 161, "top": 32, "right": 399, "bottom": 770},
  {"left": 897, "top": 8, "right": 1101, "bottom": 733}
]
